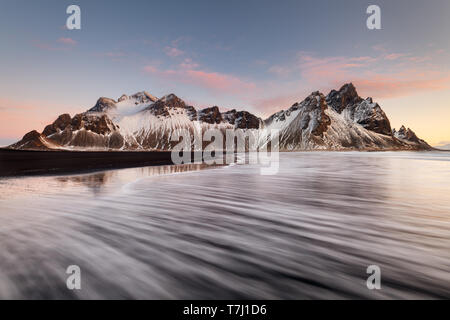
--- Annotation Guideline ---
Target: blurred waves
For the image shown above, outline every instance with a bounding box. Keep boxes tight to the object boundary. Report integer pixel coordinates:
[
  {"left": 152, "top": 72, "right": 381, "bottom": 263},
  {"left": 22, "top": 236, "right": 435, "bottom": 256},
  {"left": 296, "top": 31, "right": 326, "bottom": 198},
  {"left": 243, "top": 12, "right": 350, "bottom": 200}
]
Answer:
[{"left": 0, "top": 152, "right": 449, "bottom": 299}]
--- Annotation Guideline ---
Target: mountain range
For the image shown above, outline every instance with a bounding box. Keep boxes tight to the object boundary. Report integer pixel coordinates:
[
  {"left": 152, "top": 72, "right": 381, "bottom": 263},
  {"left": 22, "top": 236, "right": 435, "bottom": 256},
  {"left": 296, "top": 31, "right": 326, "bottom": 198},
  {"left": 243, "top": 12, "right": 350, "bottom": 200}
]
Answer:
[{"left": 8, "top": 83, "right": 431, "bottom": 151}]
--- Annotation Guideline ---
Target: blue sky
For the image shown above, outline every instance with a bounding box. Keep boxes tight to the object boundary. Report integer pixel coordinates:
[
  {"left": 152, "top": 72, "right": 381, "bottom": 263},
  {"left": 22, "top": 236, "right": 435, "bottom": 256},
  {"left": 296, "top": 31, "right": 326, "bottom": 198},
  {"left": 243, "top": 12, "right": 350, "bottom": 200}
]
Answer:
[{"left": 1, "top": 0, "right": 449, "bottom": 145}]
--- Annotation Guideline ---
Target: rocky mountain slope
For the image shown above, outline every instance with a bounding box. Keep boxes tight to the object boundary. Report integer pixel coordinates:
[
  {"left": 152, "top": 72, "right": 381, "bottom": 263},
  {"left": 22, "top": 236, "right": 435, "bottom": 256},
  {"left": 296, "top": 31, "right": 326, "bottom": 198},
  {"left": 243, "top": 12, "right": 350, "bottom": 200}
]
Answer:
[{"left": 8, "top": 84, "right": 431, "bottom": 151}]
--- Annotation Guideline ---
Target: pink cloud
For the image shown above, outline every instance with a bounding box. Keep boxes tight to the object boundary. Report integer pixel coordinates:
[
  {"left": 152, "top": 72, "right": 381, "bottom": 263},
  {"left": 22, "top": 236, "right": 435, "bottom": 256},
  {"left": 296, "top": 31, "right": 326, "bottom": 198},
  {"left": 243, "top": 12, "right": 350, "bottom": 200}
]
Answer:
[
  {"left": 252, "top": 50, "right": 450, "bottom": 116},
  {"left": 179, "top": 58, "right": 199, "bottom": 70},
  {"left": 33, "top": 41, "right": 66, "bottom": 51},
  {"left": 143, "top": 65, "right": 158, "bottom": 73},
  {"left": 254, "top": 94, "right": 304, "bottom": 117},
  {"left": 384, "top": 53, "right": 405, "bottom": 60},
  {"left": 143, "top": 65, "right": 256, "bottom": 95},
  {"left": 164, "top": 46, "right": 184, "bottom": 57},
  {"left": 57, "top": 37, "right": 77, "bottom": 45},
  {"left": 297, "top": 53, "right": 377, "bottom": 86},
  {"left": 186, "top": 70, "right": 255, "bottom": 92},
  {"left": 354, "top": 74, "right": 450, "bottom": 99},
  {"left": 33, "top": 38, "right": 77, "bottom": 51},
  {"left": 372, "top": 44, "right": 387, "bottom": 52},
  {"left": 295, "top": 51, "right": 450, "bottom": 98},
  {"left": 407, "top": 56, "right": 431, "bottom": 63},
  {"left": 266, "top": 54, "right": 377, "bottom": 80}
]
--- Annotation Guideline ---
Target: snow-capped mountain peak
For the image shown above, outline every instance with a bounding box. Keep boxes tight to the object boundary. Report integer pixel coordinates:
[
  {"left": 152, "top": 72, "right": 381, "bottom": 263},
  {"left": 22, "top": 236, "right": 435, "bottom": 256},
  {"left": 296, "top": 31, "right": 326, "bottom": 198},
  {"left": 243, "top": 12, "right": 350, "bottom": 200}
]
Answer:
[
  {"left": 130, "top": 91, "right": 158, "bottom": 104},
  {"left": 326, "top": 83, "right": 392, "bottom": 136}
]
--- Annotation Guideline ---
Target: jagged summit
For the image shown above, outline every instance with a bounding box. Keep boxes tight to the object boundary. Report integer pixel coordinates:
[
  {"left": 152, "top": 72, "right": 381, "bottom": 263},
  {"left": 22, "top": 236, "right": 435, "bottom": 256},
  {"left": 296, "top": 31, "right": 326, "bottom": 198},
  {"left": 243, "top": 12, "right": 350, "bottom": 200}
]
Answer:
[
  {"left": 325, "top": 83, "right": 392, "bottom": 136},
  {"left": 130, "top": 91, "right": 158, "bottom": 103},
  {"left": 393, "top": 125, "right": 430, "bottom": 148},
  {"left": 8, "top": 84, "right": 432, "bottom": 151},
  {"left": 326, "top": 83, "right": 361, "bottom": 113},
  {"left": 89, "top": 97, "right": 117, "bottom": 113},
  {"left": 222, "top": 109, "right": 261, "bottom": 129},
  {"left": 152, "top": 93, "right": 186, "bottom": 108}
]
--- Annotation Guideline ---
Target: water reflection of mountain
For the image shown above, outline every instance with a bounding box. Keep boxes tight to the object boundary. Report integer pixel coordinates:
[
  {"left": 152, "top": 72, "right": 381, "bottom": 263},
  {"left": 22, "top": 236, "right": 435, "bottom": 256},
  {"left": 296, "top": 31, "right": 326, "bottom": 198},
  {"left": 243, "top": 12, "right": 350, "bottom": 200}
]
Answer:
[
  {"left": 55, "top": 162, "right": 219, "bottom": 190},
  {"left": 0, "top": 162, "right": 221, "bottom": 199}
]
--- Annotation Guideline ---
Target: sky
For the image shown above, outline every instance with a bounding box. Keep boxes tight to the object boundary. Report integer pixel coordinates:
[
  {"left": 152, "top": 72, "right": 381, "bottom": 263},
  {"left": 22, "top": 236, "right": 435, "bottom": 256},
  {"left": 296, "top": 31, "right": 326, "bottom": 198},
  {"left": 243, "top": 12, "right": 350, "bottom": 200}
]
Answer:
[{"left": 0, "top": 0, "right": 449, "bottom": 146}]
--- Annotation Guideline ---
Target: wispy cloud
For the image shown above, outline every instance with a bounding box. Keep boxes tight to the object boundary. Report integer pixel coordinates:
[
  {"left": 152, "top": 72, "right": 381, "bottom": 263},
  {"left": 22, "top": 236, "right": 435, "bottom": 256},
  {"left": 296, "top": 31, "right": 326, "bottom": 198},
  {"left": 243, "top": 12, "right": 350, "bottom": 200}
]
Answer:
[
  {"left": 384, "top": 53, "right": 405, "bottom": 60},
  {"left": 253, "top": 49, "right": 450, "bottom": 116},
  {"left": 162, "top": 36, "right": 191, "bottom": 58},
  {"left": 57, "top": 37, "right": 77, "bottom": 45},
  {"left": 253, "top": 94, "right": 306, "bottom": 117},
  {"left": 296, "top": 51, "right": 450, "bottom": 97},
  {"left": 33, "top": 37, "right": 77, "bottom": 51},
  {"left": 179, "top": 58, "right": 199, "bottom": 69},
  {"left": 164, "top": 46, "right": 184, "bottom": 57},
  {"left": 296, "top": 52, "right": 378, "bottom": 84},
  {"left": 354, "top": 73, "right": 450, "bottom": 99},
  {"left": 143, "top": 62, "right": 256, "bottom": 95}
]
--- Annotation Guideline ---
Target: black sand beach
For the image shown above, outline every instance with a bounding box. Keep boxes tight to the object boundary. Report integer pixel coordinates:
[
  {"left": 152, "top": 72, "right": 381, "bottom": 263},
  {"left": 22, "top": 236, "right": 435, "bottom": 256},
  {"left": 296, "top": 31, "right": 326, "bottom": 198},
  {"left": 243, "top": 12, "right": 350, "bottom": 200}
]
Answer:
[{"left": 0, "top": 149, "right": 176, "bottom": 177}]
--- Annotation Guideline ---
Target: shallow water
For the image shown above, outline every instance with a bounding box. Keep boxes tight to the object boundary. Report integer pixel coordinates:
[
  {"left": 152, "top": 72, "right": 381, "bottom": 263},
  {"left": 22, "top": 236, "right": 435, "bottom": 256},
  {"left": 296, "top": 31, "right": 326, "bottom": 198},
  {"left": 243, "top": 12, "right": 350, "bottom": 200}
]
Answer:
[{"left": 0, "top": 152, "right": 449, "bottom": 299}]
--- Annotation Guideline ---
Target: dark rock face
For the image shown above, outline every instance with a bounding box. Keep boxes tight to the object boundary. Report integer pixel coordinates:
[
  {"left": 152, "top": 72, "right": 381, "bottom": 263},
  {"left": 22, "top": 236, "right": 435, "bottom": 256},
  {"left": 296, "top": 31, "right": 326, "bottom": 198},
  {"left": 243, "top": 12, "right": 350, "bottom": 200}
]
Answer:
[
  {"left": 146, "top": 94, "right": 186, "bottom": 117},
  {"left": 118, "top": 94, "right": 128, "bottom": 102},
  {"left": 42, "top": 114, "right": 72, "bottom": 136},
  {"left": 326, "top": 83, "right": 362, "bottom": 113},
  {"left": 265, "top": 92, "right": 331, "bottom": 137},
  {"left": 235, "top": 110, "right": 260, "bottom": 129},
  {"left": 108, "top": 131, "right": 125, "bottom": 149},
  {"left": 21, "top": 130, "right": 43, "bottom": 144},
  {"left": 326, "top": 83, "right": 392, "bottom": 136},
  {"left": 198, "top": 106, "right": 223, "bottom": 124},
  {"left": 222, "top": 110, "right": 261, "bottom": 129},
  {"left": 264, "top": 110, "right": 285, "bottom": 125},
  {"left": 349, "top": 98, "right": 392, "bottom": 136},
  {"left": 263, "top": 91, "right": 333, "bottom": 150},
  {"left": 24, "top": 112, "right": 123, "bottom": 150},
  {"left": 394, "top": 125, "right": 417, "bottom": 141},
  {"left": 312, "top": 94, "right": 332, "bottom": 137},
  {"left": 82, "top": 114, "right": 116, "bottom": 135},
  {"left": 44, "top": 113, "right": 117, "bottom": 137},
  {"left": 185, "top": 105, "right": 197, "bottom": 121},
  {"left": 394, "top": 126, "right": 424, "bottom": 144},
  {"left": 71, "top": 114, "right": 84, "bottom": 130},
  {"left": 89, "top": 97, "right": 117, "bottom": 112},
  {"left": 157, "top": 94, "right": 186, "bottom": 109},
  {"left": 42, "top": 124, "right": 55, "bottom": 137},
  {"left": 393, "top": 125, "right": 431, "bottom": 149},
  {"left": 8, "top": 130, "right": 54, "bottom": 150},
  {"left": 131, "top": 91, "right": 158, "bottom": 103},
  {"left": 301, "top": 92, "right": 331, "bottom": 137}
]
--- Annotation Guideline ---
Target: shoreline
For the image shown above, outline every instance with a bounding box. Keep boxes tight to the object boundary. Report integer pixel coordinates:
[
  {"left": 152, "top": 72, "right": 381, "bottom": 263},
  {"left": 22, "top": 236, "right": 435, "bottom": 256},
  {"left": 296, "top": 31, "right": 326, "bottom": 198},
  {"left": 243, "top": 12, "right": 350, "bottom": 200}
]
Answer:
[
  {"left": 0, "top": 148, "right": 175, "bottom": 177},
  {"left": 0, "top": 148, "right": 446, "bottom": 178}
]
